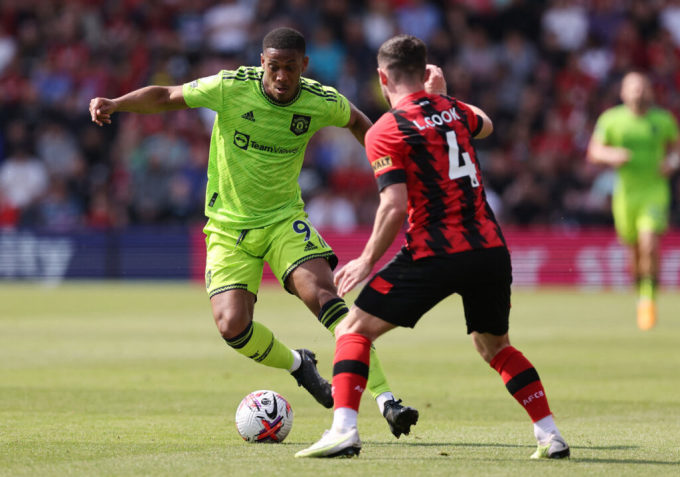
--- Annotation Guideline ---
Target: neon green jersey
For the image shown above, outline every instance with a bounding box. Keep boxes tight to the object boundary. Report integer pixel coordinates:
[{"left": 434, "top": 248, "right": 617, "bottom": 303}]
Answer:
[
  {"left": 183, "top": 66, "right": 351, "bottom": 228},
  {"left": 593, "top": 104, "right": 679, "bottom": 197}
]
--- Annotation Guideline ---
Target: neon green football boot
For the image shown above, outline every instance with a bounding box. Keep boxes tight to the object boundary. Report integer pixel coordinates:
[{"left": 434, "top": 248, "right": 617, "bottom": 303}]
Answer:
[{"left": 530, "top": 434, "right": 570, "bottom": 459}]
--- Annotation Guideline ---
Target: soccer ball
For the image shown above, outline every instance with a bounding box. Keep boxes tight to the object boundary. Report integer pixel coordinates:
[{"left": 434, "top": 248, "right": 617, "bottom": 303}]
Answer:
[{"left": 235, "top": 390, "right": 294, "bottom": 443}]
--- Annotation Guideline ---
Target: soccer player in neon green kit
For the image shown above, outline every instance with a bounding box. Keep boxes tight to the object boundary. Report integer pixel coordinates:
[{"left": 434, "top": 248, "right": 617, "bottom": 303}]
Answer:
[
  {"left": 89, "top": 27, "right": 418, "bottom": 437},
  {"left": 588, "top": 71, "right": 680, "bottom": 330}
]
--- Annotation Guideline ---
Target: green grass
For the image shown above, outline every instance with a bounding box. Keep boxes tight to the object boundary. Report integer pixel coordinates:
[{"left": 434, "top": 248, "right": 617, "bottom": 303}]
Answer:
[{"left": 1, "top": 283, "right": 679, "bottom": 476}]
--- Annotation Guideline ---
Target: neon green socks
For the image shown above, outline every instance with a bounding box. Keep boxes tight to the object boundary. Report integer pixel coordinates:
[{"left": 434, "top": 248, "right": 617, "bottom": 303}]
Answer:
[
  {"left": 224, "top": 321, "right": 294, "bottom": 370},
  {"left": 318, "top": 298, "right": 391, "bottom": 399},
  {"left": 638, "top": 277, "right": 656, "bottom": 301}
]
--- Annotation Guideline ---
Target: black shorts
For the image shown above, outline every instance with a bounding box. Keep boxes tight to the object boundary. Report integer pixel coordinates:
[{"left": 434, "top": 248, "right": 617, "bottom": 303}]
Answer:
[{"left": 354, "top": 246, "right": 512, "bottom": 335}]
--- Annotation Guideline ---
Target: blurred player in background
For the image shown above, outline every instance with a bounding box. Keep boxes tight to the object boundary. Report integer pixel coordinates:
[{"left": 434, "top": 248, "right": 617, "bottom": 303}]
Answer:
[
  {"left": 588, "top": 72, "right": 680, "bottom": 330},
  {"left": 296, "top": 34, "right": 569, "bottom": 460},
  {"left": 89, "top": 27, "right": 418, "bottom": 437}
]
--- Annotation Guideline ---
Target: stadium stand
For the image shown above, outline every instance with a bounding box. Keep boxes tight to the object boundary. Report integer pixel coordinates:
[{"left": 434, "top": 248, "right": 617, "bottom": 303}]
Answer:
[{"left": 1, "top": 0, "right": 679, "bottom": 232}]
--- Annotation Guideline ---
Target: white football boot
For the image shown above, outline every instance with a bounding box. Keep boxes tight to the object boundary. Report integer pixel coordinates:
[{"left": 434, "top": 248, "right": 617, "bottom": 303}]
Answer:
[{"left": 295, "top": 427, "right": 361, "bottom": 458}]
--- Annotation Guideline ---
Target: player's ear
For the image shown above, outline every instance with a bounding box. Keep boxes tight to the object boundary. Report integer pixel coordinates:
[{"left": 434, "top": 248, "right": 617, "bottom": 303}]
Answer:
[
  {"left": 260, "top": 53, "right": 265, "bottom": 67},
  {"left": 301, "top": 55, "right": 309, "bottom": 73},
  {"left": 378, "top": 68, "right": 388, "bottom": 85}
]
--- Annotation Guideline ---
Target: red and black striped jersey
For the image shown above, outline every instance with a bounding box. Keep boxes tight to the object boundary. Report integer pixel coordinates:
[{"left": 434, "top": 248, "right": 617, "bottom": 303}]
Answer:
[{"left": 365, "top": 91, "right": 506, "bottom": 259}]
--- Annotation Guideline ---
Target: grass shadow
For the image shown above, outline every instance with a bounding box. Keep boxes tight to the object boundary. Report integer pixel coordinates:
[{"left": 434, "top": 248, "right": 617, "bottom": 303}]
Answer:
[
  {"left": 571, "top": 458, "right": 680, "bottom": 466},
  {"left": 367, "top": 441, "right": 678, "bottom": 466}
]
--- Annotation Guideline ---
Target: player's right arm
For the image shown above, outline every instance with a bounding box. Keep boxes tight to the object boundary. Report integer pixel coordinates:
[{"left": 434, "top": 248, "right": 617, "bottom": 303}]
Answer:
[
  {"left": 334, "top": 183, "right": 408, "bottom": 297},
  {"left": 587, "top": 136, "right": 630, "bottom": 168},
  {"left": 334, "top": 116, "right": 408, "bottom": 297},
  {"left": 587, "top": 111, "right": 630, "bottom": 168},
  {"left": 89, "top": 85, "right": 187, "bottom": 126}
]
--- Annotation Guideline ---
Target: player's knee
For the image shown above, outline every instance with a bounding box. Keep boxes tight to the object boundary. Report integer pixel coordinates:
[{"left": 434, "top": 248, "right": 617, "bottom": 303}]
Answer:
[
  {"left": 214, "top": 310, "right": 250, "bottom": 339},
  {"left": 472, "top": 333, "right": 509, "bottom": 363},
  {"left": 335, "top": 312, "right": 384, "bottom": 342},
  {"left": 301, "top": 286, "right": 338, "bottom": 317},
  {"left": 638, "top": 236, "right": 658, "bottom": 256},
  {"left": 477, "top": 347, "right": 498, "bottom": 363},
  {"left": 287, "top": 272, "right": 331, "bottom": 305},
  {"left": 334, "top": 316, "right": 351, "bottom": 337},
  {"left": 308, "top": 275, "right": 336, "bottom": 298},
  {"left": 334, "top": 313, "right": 365, "bottom": 338}
]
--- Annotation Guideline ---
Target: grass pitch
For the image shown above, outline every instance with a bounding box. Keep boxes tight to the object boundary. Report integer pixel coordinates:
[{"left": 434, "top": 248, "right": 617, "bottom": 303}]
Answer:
[{"left": 1, "top": 282, "right": 679, "bottom": 476}]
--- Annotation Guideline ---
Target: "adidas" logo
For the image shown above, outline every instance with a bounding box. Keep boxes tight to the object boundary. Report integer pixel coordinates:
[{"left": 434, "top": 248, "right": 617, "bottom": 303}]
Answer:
[
  {"left": 304, "top": 241, "right": 318, "bottom": 251},
  {"left": 241, "top": 111, "right": 255, "bottom": 121}
]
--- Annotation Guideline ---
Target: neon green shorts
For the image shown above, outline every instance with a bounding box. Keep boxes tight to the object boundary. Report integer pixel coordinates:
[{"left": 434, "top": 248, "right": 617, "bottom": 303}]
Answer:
[
  {"left": 204, "top": 210, "right": 337, "bottom": 297},
  {"left": 612, "top": 189, "right": 669, "bottom": 244}
]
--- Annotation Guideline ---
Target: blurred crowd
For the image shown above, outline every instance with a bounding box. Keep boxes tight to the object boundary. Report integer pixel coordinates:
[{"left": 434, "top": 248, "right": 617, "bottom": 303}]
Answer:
[{"left": 1, "top": 0, "right": 680, "bottom": 232}]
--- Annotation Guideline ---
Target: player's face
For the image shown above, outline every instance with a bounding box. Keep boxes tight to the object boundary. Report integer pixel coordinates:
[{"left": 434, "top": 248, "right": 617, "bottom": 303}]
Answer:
[
  {"left": 261, "top": 48, "right": 308, "bottom": 103},
  {"left": 621, "top": 73, "right": 653, "bottom": 109}
]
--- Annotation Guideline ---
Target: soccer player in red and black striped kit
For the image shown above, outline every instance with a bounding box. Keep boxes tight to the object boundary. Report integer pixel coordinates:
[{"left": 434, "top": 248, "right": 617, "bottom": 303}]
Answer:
[{"left": 296, "top": 34, "right": 569, "bottom": 459}]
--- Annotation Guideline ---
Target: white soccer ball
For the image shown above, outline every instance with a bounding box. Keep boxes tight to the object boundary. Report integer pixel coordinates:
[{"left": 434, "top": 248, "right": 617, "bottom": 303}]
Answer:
[{"left": 235, "top": 390, "right": 294, "bottom": 443}]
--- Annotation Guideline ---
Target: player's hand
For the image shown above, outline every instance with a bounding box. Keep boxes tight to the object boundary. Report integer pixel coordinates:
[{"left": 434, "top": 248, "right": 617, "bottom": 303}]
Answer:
[
  {"left": 609, "top": 147, "right": 631, "bottom": 168},
  {"left": 334, "top": 257, "right": 374, "bottom": 297},
  {"left": 661, "top": 152, "right": 680, "bottom": 177},
  {"left": 424, "top": 64, "right": 447, "bottom": 95},
  {"left": 89, "top": 97, "right": 117, "bottom": 126}
]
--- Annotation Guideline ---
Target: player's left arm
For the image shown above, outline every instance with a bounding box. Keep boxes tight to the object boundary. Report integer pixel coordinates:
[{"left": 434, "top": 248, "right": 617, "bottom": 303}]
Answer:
[
  {"left": 661, "top": 138, "right": 680, "bottom": 177},
  {"left": 661, "top": 112, "right": 680, "bottom": 176},
  {"left": 344, "top": 101, "right": 373, "bottom": 146},
  {"left": 457, "top": 101, "right": 493, "bottom": 139},
  {"left": 334, "top": 183, "right": 408, "bottom": 297}
]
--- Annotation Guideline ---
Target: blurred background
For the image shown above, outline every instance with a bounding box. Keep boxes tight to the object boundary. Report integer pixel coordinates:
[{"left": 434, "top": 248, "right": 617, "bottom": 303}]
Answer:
[{"left": 1, "top": 0, "right": 680, "bottom": 285}]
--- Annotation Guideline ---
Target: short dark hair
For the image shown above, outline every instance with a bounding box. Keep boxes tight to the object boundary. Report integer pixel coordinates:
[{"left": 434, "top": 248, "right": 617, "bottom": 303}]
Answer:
[
  {"left": 262, "top": 27, "right": 306, "bottom": 54},
  {"left": 377, "top": 35, "right": 427, "bottom": 82}
]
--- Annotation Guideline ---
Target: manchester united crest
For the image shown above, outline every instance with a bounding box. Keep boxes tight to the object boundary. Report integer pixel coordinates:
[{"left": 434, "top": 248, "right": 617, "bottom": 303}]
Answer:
[{"left": 290, "top": 114, "right": 311, "bottom": 136}]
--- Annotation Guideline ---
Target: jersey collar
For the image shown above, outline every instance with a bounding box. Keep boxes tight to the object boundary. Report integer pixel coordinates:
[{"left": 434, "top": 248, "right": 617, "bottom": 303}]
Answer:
[
  {"left": 393, "top": 90, "right": 429, "bottom": 109},
  {"left": 259, "top": 79, "right": 302, "bottom": 107}
]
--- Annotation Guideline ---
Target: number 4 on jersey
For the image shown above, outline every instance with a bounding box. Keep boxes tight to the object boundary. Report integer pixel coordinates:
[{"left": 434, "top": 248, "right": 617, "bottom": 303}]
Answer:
[{"left": 446, "top": 130, "right": 479, "bottom": 187}]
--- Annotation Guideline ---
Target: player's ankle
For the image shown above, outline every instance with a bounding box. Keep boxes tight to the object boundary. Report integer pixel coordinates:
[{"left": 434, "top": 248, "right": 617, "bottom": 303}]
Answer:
[
  {"left": 288, "top": 349, "right": 302, "bottom": 373},
  {"left": 533, "top": 414, "right": 560, "bottom": 442},
  {"left": 376, "top": 392, "right": 395, "bottom": 414},
  {"left": 332, "top": 407, "right": 358, "bottom": 432}
]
